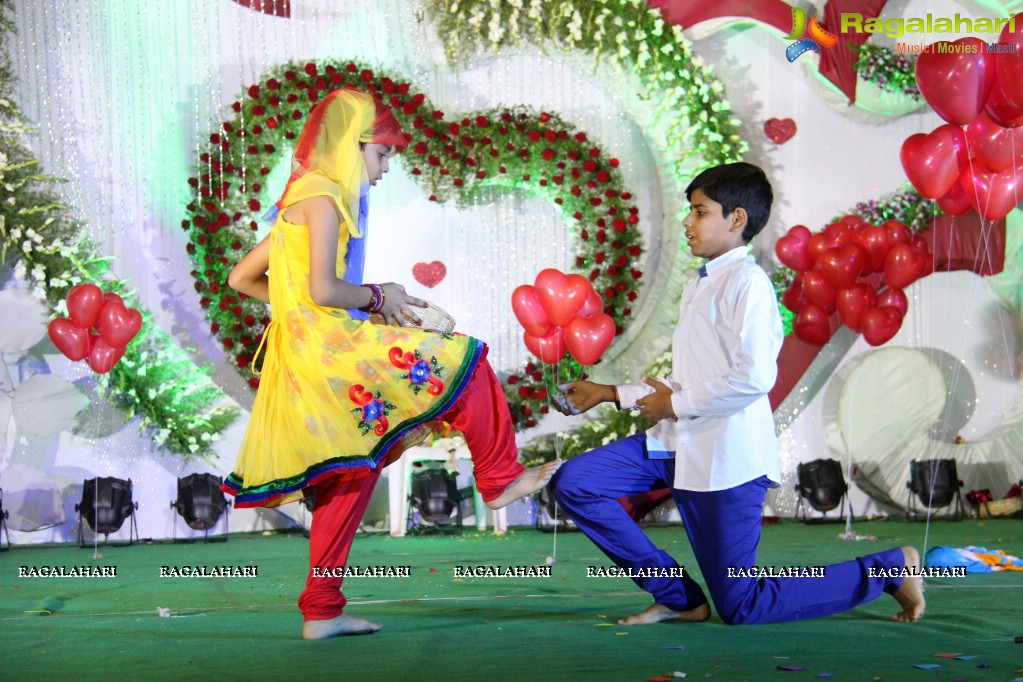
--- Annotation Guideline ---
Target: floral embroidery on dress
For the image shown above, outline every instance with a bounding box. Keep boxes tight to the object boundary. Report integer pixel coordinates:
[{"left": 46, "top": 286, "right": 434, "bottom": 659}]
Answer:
[
  {"left": 348, "top": 384, "right": 394, "bottom": 436},
  {"left": 388, "top": 346, "right": 445, "bottom": 395}
]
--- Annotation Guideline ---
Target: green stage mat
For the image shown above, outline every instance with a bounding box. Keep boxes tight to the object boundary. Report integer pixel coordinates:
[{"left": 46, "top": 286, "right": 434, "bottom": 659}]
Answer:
[{"left": 1, "top": 519, "right": 1021, "bottom": 681}]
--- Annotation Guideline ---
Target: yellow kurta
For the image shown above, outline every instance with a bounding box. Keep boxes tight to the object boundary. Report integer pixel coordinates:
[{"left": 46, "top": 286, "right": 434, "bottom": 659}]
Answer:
[{"left": 223, "top": 176, "right": 483, "bottom": 507}]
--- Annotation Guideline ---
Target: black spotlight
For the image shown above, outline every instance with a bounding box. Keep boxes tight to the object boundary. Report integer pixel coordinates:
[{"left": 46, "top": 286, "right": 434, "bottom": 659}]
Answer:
[
  {"left": 795, "top": 459, "right": 851, "bottom": 523},
  {"left": 76, "top": 477, "right": 139, "bottom": 547},
  {"left": 0, "top": 487, "right": 11, "bottom": 551},
  {"left": 171, "top": 473, "right": 231, "bottom": 542},
  {"left": 907, "top": 459, "right": 964, "bottom": 520},
  {"left": 407, "top": 468, "right": 462, "bottom": 534}
]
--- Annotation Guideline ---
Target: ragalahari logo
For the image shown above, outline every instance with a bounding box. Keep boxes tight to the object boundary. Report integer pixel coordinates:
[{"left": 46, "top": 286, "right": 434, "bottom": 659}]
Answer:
[{"left": 785, "top": 6, "right": 839, "bottom": 62}]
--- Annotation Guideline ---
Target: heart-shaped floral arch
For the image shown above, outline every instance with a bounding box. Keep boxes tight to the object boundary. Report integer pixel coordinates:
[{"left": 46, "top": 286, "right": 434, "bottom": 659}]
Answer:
[{"left": 184, "top": 60, "right": 648, "bottom": 427}]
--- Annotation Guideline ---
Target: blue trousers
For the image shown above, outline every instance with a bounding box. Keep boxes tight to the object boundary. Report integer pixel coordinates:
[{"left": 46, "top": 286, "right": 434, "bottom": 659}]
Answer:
[{"left": 551, "top": 434, "right": 906, "bottom": 624}]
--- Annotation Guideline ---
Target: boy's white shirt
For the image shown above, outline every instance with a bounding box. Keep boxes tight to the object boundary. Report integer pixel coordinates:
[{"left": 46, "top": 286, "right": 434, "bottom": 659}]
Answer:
[{"left": 615, "top": 246, "right": 784, "bottom": 491}]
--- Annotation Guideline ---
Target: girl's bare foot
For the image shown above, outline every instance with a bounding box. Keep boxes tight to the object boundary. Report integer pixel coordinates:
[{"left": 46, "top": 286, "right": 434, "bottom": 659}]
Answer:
[
  {"left": 486, "top": 460, "right": 562, "bottom": 510},
  {"left": 302, "top": 613, "right": 382, "bottom": 640},
  {"left": 891, "top": 545, "right": 926, "bottom": 622},
  {"left": 618, "top": 601, "right": 711, "bottom": 625}
]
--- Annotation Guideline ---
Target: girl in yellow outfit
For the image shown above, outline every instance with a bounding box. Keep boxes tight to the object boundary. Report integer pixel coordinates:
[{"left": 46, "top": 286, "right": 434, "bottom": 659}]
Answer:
[{"left": 224, "top": 88, "right": 559, "bottom": 639}]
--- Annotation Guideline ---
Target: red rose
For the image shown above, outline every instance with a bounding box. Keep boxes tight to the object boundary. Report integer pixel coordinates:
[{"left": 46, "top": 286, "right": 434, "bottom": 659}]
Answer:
[
  {"left": 475, "top": 116, "right": 489, "bottom": 127},
  {"left": 542, "top": 148, "right": 555, "bottom": 161},
  {"left": 247, "top": 85, "right": 260, "bottom": 98},
  {"left": 248, "top": 199, "right": 261, "bottom": 212},
  {"left": 304, "top": 63, "right": 317, "bottom": 76},
  {"left": 612, "top": 219, "right": 626, "bottom": 232},
  {"left": 266, "top": 118, "right": 277, "bottom": 129},
  {"left": 583, "top": 160, "right": 597, "bottom": 172},
  {"left": 266, "top": 78, "right": 279, "bottom": 90},
  {"left": 539, "top": 112, "right": 551, "bottom": 123},
  {"left": 315, "top": 77, "right": 327, "bottom": 90},
  {"left": 596, "top": 171, "right": 609, "bottom": 183},
  {"left": 527, "top": 130, "right": 541, "bottom": 142}
]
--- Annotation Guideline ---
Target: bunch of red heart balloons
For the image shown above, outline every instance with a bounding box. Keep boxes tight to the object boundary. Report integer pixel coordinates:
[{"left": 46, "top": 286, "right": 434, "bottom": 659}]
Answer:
[
  {"left": 775, "top": 216, "right": 932, "bottom": 347},
  {"left": 901, "top": 19, "right": 1023, "bottom": 221},
  {"left": 511, "top": 268, "right": 616, "bottom": 365},
  {"left": 47, "top": 284, "right": 143, "bottom": 374}
]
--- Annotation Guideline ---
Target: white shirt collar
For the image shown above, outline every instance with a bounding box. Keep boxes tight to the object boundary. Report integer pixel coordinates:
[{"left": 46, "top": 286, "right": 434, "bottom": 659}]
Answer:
[{"left": 702, "top": 246, "right": 749, "bottom": 278}]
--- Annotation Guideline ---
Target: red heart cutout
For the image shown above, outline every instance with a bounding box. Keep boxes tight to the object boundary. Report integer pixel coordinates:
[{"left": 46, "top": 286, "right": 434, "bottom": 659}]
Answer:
[
  {"left": 523, "top": 327, "right": 567, "bottom": 364},
  {"left": 48, "top": 317, "right": 90, "bottom": 361},
  {"left": 412, "top": 260, "right": 446, "bottom": 288},
  {"left": 564, "top": 313, "right": 615, "bottom": 366},
  {"left": 764, "top": 117, "right": 796, "bottom": 144},
  {"left": 95, "top": 301, "right": 143, "bottom": 348},
  {"left": 65, "top": 283, "right": 105, "bottom": 330},
  {"left": 861, "top": 306, "right": 904, "bottom": 347},
  {"left": 534, "top": 268, "right": 592, "bottom": 327}
]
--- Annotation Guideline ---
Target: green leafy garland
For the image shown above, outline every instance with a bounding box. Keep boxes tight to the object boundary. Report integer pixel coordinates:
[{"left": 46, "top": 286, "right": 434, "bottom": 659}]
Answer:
[
  {"left": 425, "top": 0, "right": 747, "bottom": 172},
  {"left": 0, "top": 0, "right": 236, "bottom": 458},
  {"left": 184, "top": 61, "right": 643, "bottom": 429},
  {"left": 852, "top": 45, "right": 921, "bottom": 98}
]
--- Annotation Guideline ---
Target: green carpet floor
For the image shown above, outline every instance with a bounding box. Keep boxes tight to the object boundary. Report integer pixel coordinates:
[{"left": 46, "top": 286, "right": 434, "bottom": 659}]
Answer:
[{"left": 2, "top": 519, "right": 1021, "bottom": 681}]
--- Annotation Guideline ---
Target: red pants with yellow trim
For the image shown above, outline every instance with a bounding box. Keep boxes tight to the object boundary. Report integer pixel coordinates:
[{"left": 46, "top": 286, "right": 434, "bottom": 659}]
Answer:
[{"left": 298, "top": 359, "right": 523, "bottom": 620}]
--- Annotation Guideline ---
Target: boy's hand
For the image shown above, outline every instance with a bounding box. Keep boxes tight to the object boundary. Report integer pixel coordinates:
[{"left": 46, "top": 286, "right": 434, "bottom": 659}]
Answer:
[
  {"left": 556, "top": 381, "right": 613, "bottom": 415},
  {"left": 636, "top": 378, "right": 676, "bottom": 421}
]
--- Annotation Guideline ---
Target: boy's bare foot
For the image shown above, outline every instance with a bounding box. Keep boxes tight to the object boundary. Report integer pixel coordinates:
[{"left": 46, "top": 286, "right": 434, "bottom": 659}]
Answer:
[
  {"left": 618, "top": 601, "right": 711, "bottom": 625},
  {"left": 485, "top": 460, "right": 562, "bottom": 510},
  {"left": 302, "top": 613, "right": 382, "bottom": 640},
  {"left": 891, "top": 545, "right": 926, "bottom": 622}
]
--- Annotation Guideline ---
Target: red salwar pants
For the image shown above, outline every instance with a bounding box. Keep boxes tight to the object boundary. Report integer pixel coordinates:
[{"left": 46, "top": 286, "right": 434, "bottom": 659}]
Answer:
[{"left": 298, "top": 359, "right": 523, "bottom": 620}]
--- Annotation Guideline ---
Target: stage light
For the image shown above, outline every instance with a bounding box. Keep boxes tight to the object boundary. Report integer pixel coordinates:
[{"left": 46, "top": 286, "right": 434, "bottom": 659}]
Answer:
[
  {"left": 171, "top": 473, "right": 230, "bottom": 539},
  {"left": 795, "top": 459, "right": 850, "bottom": 522},
  {"left": 407, "top": 468, "right": 462, "bottom": 533},
  {"left": 76, "top": 477, "right": 139, "bottom": 546},
  {"left": 907, "top": 458, "right": 964, "bottom": 520}
]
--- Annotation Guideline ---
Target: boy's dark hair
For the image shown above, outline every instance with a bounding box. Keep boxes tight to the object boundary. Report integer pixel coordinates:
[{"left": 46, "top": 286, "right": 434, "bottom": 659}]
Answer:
[{"left": 685, "top": 162, "right": 773, "bottom": 242}]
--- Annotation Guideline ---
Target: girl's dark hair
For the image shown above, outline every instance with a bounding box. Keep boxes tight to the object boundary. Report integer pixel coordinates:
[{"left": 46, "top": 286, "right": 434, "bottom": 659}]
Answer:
[{"left": 685, "top": 162, "right": 773, "bottom": 242}]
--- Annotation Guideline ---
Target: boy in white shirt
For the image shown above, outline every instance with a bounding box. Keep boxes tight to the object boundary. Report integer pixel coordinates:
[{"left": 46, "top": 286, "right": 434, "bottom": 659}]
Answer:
[{"left": 552, "top": 162, "right": 924, "bottom": 625}]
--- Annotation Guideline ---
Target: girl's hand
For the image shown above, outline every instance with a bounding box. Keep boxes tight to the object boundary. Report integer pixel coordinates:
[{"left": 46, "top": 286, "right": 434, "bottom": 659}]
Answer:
[{"left": 378, "top": 282, "right": 428, "bottom": 327}]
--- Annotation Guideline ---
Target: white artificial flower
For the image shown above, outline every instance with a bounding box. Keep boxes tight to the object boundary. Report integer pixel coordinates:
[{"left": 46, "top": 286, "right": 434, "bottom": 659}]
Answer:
[{"left": 13, "top": 259, "right": 26, "bottom": 280}]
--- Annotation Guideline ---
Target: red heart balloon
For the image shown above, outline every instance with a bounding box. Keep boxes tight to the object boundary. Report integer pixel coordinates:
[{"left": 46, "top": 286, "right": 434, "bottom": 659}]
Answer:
[
  {"left": 412, "top": 260, "right": 447, "bottom": 288},
  {"left": 511, "top": 285, "right": 552, "bottom": 338},
  {"left": 960, "top": 159, "right": 1023, "bottom": 220},
  {"left": 564, "top": 313, "right": 616, "bottom": 366},
  {"left": 806, "top": 231, "right": 847, "bottom": 264},
  {"left": 882, "top": 220, "right": 912, "bottom": 247},
  {"left": 65, "top": 283, "right": 104, "bottom": 330},
  {"left": 900, "top": 129, "right": 960, "bottom": 198},
  {"left": 934, "top": 124, "right": 971, "bottom": 166},
  {"left": 985, "top": 76, "right": 1023, "bottom": 128},
  {"left": 775, "top": 234, "right": 814, "bottom": 272},
  {"left": 533, "top": 268, "right": 592, "bottom": 327},
  {"left": 576, "top": 290, "right": 604, "bottom": 318},
  {"left": 837, "top": 215, "right": 867, "bottom": 229},
  {"left": 995, "top": 14, "right": 1023, "bottom": 111},
  {"left": 966, "top": 111, "right": 1017, "bottom": 172},
  {"left": 523, "top": 327, "right": 567, "bottom": 364},
  {"left": 781, "top": 273, "right": 809, "bottom": 314},
  {"left": 95, "top": 301, "right": 143, "bottom": 348},
  {"left": 852, "top": 225, "right": 889, "bottom": 273},
  {"left": 87, "top": 334, "right": 126, "bottom": 374},
  {"left": 793, "top": 304, "right": 831, "bottom": 346},
  {"left": 836, "top": 283, "right": 878, "bottom": 333},
  {"left": 47, "top": 317, "right": 90, "bottom": 361},
  {"left": 936, "top": 178, "right": 972, "bottom": 216},
  {"left": 819, "top": 243, "right": 870, "bottom": 290},
  {"left": 915, "top": 38, "right": 994, "bottom": 126},
  {"left": 802, "top": 269, "right": 838, "bottom": 313},
  {"left": 861, "top": 306, "right": 904, "bottom": 347},
  {"left": 877, "top": 287, "right": 908, "bottom": 317},
  {"left": 103, "top": 292, "right": 124, "bottom": 307},
  {"left": 884, "top": 244, "right": 926, "bottom": 290}
]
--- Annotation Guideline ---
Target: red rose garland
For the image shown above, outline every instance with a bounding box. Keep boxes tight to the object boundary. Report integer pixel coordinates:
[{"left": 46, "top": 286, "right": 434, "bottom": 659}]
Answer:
[{"left": 184, "top": 61, "right": 644, "bottom": 428}]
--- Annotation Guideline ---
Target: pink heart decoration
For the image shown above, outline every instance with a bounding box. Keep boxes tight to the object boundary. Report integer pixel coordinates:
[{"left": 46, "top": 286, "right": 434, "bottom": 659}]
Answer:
[
  {"left": 563, "top": 313, "right": 616, "bottom": 366},
  {"left": 764, "top": 117, "right": 796, "bottom": 144},
  {"left": 412, "top": 260, "right": 447, "bottom": 288},
  {"left": 95, "top": 301, "right": 143, "bottom": 348},
  {"left": 48, "top": 317, "right": 90, "bottom": 361},
  {"left": 533, "top": 268, "right": 592, "bottom": 327},
  {"left": 861, "top": 306, "right": 904, "bottom": 347},
  {"left": 523, "top": 327, "right": 567, "bottom": 364}
]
